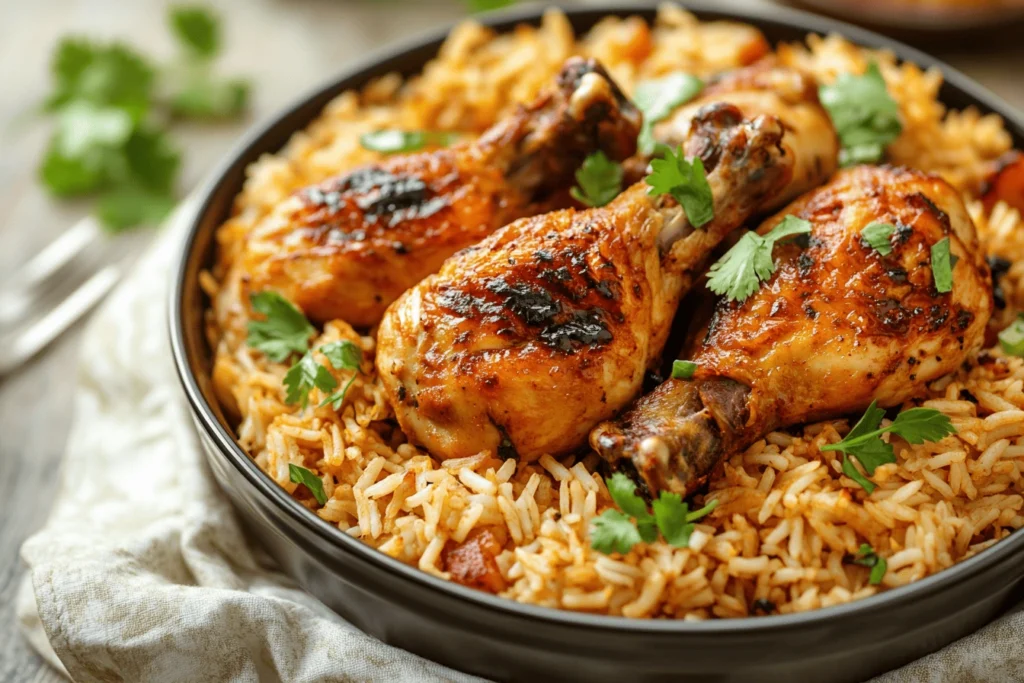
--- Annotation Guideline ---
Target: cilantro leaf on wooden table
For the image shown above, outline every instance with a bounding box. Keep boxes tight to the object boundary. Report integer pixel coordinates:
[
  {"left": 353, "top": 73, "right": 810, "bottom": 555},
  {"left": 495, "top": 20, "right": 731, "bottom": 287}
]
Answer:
[
  {"left": 706, "top": 215, "right": 812, "bottom": 303},
  {"left": 646, "top": 145, "right": 714, "bottom": 228},
  {"left": 37, "top": 4, "right": 251, "bottom": 230},
  {"left": 571, "top": 151, "right": 623, "bottom": 208},
  {"left": 170, "top": 5, "right": 221, "bottom": 59},
  {"left": 819, "top": 62, "right": 902, "bottom": 167},
  {"left": 246, "top": 291, "right": 315, "bottom": 362}
]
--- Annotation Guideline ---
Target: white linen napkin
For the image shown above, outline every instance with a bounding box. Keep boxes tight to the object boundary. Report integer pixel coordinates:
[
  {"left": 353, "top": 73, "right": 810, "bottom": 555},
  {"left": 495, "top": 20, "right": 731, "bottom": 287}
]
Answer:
[{"left": 15, "top": 205, "right": 1024, "bottom": 682}]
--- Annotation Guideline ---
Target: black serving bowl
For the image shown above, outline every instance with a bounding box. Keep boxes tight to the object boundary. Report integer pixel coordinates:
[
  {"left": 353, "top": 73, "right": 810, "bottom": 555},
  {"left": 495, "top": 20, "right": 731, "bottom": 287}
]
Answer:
[{"left": 169, "top": 3, "right": 1024, "bottom": 681}]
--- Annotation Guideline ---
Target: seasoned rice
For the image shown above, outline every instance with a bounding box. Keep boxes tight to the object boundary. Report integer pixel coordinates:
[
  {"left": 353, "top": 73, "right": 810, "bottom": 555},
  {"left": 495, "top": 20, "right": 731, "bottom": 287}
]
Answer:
[{"left": 203, "top": 5, "right": 1024, "bottom": 618}]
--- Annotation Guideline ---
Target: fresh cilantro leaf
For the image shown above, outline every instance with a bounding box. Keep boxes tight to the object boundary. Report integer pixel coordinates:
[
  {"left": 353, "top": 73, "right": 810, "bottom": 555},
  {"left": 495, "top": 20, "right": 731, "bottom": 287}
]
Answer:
[
  {"left": 819, "top": 62, "right": 902, "bottom": 167},
  {"left": 570, "top": 151, "right": 623, "bottom": 208},
  {"left": 633, "top": 73, "right": 704, "bottom": 156},
  {"left": 283, "top": 352, "right": 338, "bottom": 409},
  {"left": 591, "top": 472, "right": 658, "bottom": 554},
  {"left": 931, "top": 236, "right": 954, "bottom": 293},
  {"left": 999, "top": 315, "right": 1024, "bottom": 357},
  {"left": 652, "top": 492, "right": 690, "bottom": 547},
  {"left": 590, "top": 509, "right": 643, "bottom": 554},
  {"left": 48, "top": 38, "right": 97, "bottom": 105},
  {"left": 39, "top": 144, "right": 106, "bottom": 196},
  {"left": 652, "top": 493, "right": 717, "bottom": 548},
  {"left": 170, "top": 5, "right": 221, "bottom": 59},
  {"left": 40, "top": 102, "right": 134, "bottom": 198},
  {"left": 707, "top": 215, "right": 812, "bottom": 303},
  {"left": 288, "top": 463, "right": 328, "bottom": 505},
  {"left": 124, "top": 126, "right": 181, "bottom": 192},
  {"left": 844, "top": 400, "right": 886, "bottom": 443},
  {"left": 842, "top": 456, "right": 877, "bottom": 494},
  {"left": 646, "top": 146, "right": 714, "bottom": 228},
  {"left": 823, "top": 401, "right": 956, "bottom": 491},
  {"left": 360, "top": 130, "right": 459, "bottom": 154},
  {"left": 246, "top": 291, "right": 315, "bottom": 362},
  {"left": 321, "top": 340, "right": 362, "bottom": 371},
  {"left": 671, "top": 360, "right": 697, "bottom": 380},
  {"left": 886, "top": 407, "right": 957, "bottom": 444},
  {"left": 317, "top": 340, "right": 362, "bottom": 410},
  {"left": 54, "top": 102, "right": 134, "bottom": 159},
  {"left": 849, "top": 543, "right": 887, "bottom": 585},
  {"left": 95, "top": 185, "right": 176, "bottom": 231},
  {"left": 606, "top": 472, "right": 652, "bottom": 521},
  {"left": 861, "top": 222, "right": 895, "bottom": 255},
  {"left": 46, "top": 40, "right": 155, "bottom": 121},
  {"left": 592, "top": 473, "right": 720, "bottom": 554}
]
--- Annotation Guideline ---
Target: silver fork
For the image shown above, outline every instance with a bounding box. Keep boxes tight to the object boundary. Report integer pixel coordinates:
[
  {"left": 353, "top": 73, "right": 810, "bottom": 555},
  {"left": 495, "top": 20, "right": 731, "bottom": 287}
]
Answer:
[{"left": 0, "top": 217, "right": 123, "bottom": 377}]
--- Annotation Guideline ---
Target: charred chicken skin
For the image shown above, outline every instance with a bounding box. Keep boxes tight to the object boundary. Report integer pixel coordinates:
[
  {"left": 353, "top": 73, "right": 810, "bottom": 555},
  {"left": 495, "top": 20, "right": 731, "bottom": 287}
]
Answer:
[
  {"left": 240, "top": 57, "right": 641, "bottom": 327},
  {"left": 592, "top": 165, "right": 993, "bottom": 498},
  {"left": 654, "top": 58, "right": 839, "bottom": 209},
  {"left": 376, "top": 103, "right": 799, "bottom": 461}
]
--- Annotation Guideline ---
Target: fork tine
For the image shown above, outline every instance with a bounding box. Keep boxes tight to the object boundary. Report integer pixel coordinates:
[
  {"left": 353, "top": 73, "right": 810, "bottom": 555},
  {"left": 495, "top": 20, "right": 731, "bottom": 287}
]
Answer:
[
  {"left": 0, "top": 265, "right": 121, "bottom": 377},
  {"left": 0, "top": 216, "right": 101, "bottom": 327}
]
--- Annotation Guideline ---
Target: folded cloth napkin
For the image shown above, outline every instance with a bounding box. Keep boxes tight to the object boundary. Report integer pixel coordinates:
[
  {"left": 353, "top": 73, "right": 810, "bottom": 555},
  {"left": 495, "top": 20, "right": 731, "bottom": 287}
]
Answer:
[{"left": 15, "top": 205, "right": 1024, "bottom": 682}]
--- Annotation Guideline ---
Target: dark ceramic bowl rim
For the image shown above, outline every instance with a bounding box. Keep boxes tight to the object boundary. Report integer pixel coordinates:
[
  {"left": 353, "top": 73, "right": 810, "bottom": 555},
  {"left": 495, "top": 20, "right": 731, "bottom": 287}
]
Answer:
[{"left": 169, "top": 0, "right": 1024, "bottom": 636}]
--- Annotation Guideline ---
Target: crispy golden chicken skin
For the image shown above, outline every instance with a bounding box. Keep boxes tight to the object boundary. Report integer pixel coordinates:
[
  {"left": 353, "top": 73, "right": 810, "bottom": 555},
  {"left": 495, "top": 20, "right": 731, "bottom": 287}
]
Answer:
[
  {"left": 592, "top": 165, "right": 993, "bottom": 497},
  {"left": 376, "top": 103, "right": 795, "bottom": 461},
  {"left": 239, "top": 57, "right": 641, "bottom": 327}
]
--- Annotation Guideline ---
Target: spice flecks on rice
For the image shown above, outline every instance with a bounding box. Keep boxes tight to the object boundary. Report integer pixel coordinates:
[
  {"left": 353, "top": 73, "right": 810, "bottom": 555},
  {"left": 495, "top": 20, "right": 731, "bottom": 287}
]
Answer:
[{"left": 205, "top": 6, "right": 1024, "bottom": 619}]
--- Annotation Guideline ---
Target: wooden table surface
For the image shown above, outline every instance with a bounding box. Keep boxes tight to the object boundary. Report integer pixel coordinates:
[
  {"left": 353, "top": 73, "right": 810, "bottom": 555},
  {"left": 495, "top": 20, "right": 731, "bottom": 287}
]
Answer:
[{"left": 0, "top": 1, "right": 1021, "bottom": 680}]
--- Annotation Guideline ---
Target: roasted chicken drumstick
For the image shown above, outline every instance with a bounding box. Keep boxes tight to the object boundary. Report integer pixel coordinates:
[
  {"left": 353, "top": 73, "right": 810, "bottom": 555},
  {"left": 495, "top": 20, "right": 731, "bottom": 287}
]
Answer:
[
  {"left": 655, "top": 59, "right": 838, "bottom": 209},
  {"left": 240, "top": 57, "right": 641, "bottom": 327},
  {"left": 592, "top": 165, "right": 993, "bottom": 497},
  {"left": 376, "top": 104, "right": 802, "bottom": 461}
]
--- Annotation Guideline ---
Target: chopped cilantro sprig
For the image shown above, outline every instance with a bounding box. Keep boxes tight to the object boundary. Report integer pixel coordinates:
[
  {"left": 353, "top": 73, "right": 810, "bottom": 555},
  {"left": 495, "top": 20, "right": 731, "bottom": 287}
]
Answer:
[
  {"left": 590, "top": 472, "right": 718, "bottom": 554},
  {"left": 646, "top": 145, "right": 714, "bottom": 228},
  {"left": 819, "top": 62, "right": 902, "bottom": 166},
  {"left": 821, "top": 400, "right": 956, "bottom": 493},
  {"left": 931, "top": 237, "right": 954, "bottom": 294},
  {"left": 245, "top": 291, "right": 363, "bottom": 411},
  {"left": 571, "top": 151, "right": 623, "bottom": 208},
  {"left": 317, "top": 340, "right": 363, "bottom": 410},
  {"left": 706, "top": 215, "right": 812, "bottom": 303},
  {"left": 861, "top": 222, "right": 896, "bottom": 255},
  {"left": 849, "top": 543, "right": 888, "bottom": 585},
  {"left": 246, "top": 291, "right": 315, "bottom": 362},
  {"left": 288, "top": 464, "right": 328, "bottom": 505}
]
